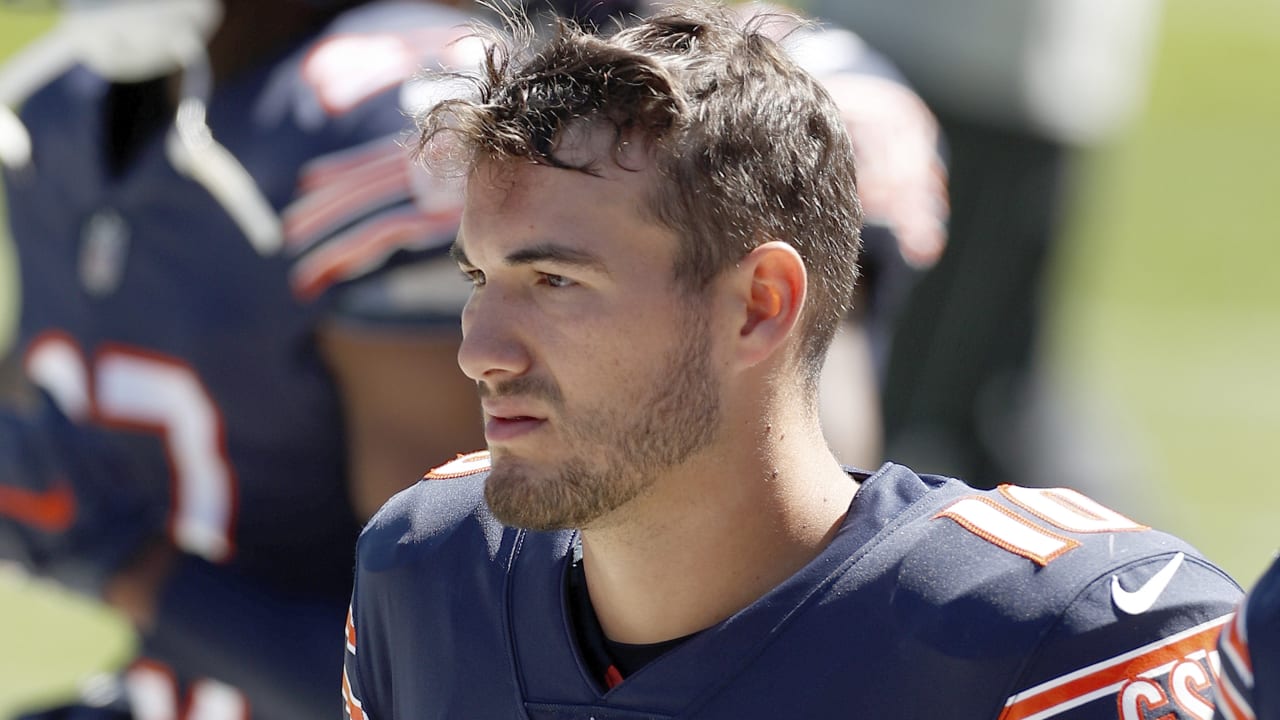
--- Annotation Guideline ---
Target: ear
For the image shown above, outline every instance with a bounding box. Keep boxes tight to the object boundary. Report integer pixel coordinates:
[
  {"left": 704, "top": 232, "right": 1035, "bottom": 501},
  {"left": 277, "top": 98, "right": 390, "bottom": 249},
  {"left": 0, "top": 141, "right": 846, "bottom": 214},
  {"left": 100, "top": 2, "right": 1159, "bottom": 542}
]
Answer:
[{"left": 730, "top": 241, "right": 807, "bottom": 369}]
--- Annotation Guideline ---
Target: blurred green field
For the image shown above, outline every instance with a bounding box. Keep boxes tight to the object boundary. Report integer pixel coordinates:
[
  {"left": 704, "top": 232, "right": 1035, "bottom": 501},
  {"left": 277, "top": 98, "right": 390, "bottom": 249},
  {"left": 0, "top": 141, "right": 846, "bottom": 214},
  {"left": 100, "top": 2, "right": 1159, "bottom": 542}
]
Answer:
[
  {"left": 1048, "top": 0, "right": 1280, "bottom": 586},
  {"left": 0, "top": 0, "right": 1278, "bottom": 713}
]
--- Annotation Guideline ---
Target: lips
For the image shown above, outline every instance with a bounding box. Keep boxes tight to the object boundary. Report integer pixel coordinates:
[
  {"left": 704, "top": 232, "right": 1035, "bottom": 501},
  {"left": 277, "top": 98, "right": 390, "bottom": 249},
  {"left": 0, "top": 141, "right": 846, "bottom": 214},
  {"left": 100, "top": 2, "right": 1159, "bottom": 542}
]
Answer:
[
  {"left": 484, "top": 414, "right": 547, "bottom": 442},
  {"left": 480, "top": 399, "right": 548, "bottom": 442}
]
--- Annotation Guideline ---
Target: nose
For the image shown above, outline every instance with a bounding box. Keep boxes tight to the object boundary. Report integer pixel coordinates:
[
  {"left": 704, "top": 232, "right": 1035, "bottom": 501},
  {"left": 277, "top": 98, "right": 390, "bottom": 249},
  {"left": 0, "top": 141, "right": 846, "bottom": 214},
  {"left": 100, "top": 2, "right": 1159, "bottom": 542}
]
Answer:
[{"left": 457, "top": 289, "right": 531, "bottom": 382}]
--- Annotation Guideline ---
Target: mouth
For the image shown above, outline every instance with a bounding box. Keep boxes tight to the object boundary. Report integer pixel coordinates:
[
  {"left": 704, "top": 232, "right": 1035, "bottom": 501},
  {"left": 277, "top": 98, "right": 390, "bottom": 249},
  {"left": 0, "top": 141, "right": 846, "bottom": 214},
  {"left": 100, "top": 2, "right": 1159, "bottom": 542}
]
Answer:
[{"left": 484, "top": 413, "right": 548, "bottom": 442}]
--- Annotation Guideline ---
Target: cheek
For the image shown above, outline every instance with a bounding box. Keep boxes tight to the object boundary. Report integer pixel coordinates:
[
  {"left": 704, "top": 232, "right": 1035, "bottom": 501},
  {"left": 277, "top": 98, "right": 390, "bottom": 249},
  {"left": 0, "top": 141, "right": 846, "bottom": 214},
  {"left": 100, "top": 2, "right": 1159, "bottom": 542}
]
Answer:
[
  {"left": 546, "top": 293, "right": 696, "bottom": 386},
  {"left": 555, "top": 334, "right": 664, "bottom": 406}
]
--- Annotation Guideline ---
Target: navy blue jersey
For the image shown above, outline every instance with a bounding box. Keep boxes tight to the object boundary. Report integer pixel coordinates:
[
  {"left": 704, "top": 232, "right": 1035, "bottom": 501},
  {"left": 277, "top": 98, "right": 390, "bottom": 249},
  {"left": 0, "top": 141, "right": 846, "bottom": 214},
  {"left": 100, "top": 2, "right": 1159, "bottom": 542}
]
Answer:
[
  {"left": 1216, "top": 554, "right": 1280, "bottom": 720},
  {"left": 2, "top": 1, "right": 478, "bottom": 716},
  {"left": 345, "top": 457, "right": 1241, "bottom": 719}
]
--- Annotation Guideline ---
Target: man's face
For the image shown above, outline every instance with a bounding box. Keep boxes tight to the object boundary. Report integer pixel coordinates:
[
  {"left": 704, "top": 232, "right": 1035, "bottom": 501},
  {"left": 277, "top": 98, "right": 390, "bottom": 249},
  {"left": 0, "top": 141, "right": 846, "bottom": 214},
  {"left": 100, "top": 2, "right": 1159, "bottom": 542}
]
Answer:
[{"left": 454, "top": 132, "right": 723, "bottom": 531}]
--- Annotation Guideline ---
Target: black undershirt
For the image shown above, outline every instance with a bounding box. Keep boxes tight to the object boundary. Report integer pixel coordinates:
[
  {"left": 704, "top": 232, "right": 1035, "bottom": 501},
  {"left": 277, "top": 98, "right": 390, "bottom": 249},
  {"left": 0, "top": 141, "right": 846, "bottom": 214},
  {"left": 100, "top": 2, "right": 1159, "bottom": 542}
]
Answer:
[
  {"left": 566, "top": 545, "right": 697, "bottom": 689},
  {"left": 104, "top": 77, "right": 172, "bottom": 176}
]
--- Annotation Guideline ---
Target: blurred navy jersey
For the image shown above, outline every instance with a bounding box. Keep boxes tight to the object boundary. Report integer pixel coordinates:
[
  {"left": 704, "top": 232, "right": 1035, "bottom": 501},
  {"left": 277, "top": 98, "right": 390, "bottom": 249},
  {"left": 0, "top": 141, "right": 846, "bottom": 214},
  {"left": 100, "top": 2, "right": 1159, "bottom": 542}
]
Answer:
[
  {"left": 346, "top": 458, "right": 1241, "bottom": 720},
  {"left": 775, "top": 11, "right": 949, "bottom": 368},
  {"left": 2, "top": 0, "right": 477, "bottom": 714},
  {"left": 1217, "top": 554, "right": 1280, "bottom": 720}
]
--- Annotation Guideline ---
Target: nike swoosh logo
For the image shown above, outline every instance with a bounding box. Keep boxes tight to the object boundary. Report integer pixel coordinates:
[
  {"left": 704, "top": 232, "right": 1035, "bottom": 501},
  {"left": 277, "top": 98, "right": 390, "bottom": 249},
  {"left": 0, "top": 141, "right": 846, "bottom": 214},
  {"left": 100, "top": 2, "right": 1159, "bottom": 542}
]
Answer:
[
  {"left": 0, "top": 479, "right": 77, "bottom": 532},
  {"left": 1111, "top": 552, "right": 1186, "bottom": 615}
]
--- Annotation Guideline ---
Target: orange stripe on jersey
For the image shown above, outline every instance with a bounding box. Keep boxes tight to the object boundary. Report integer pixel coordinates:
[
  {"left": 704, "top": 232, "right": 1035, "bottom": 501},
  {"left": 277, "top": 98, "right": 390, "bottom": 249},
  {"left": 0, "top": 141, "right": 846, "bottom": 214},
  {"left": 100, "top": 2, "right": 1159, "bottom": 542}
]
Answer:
[
  {"left": 1222, "top": 607, "right": 1253, "bottom": 681},
  {"left": 1000, "top": 615, "right": 1232, "bottom": 720},
  {"left": 297, "top": 137, "right": 404, "bottom": 194},
  {"left": 1215, "top": 672, "right": 1256, "bottom": 720},
  {"left": 285, "top": 162, "right": 410, "bottom": 248},
  {"left": 290, "top": 209, "right": 460, "bottom": 300},
  {"left": 342, "top": 666, "right": 367, "bottom": 720},
  {"left": 346, "top": 605, "right": 358, "bottom": 655},
  {"left": 0, "top": 479, "right": 77, "bottom": 532}
]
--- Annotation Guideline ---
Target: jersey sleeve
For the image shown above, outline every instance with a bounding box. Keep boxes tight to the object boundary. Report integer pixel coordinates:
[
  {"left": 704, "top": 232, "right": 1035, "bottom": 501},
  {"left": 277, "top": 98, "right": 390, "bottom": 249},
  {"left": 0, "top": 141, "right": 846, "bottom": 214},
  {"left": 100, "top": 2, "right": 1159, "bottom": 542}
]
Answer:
[
  {"left": 339, "top": 460, "right": 499, "bottom": 720},
  {"left": 1215, "top": 554, "right": 1280, "bottom": 720},
  {"left": 343, "top": 582, "right": 380, "bottom": 720},
  {"left": 282, "top": 131, "right": 470, "bottom": 327},
  {"left": 0, "top": 386, "right": 164, "bottom": 595},
  {"left": 1000, "top": 552, "right": 1242, "bottom": 720},
  {"left": 339, "top": 480, "right": 446, "bottom": 720},
  {"left": 279, "top": 13, "right": 485, "bottom": 328}
]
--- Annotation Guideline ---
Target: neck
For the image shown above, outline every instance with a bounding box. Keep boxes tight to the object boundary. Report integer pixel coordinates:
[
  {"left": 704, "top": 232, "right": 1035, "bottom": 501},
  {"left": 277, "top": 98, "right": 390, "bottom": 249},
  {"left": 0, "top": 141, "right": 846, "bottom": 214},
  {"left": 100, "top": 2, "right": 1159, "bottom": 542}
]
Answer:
[{"left": 579, "top": 403, "right": 857, "bottom": 645}]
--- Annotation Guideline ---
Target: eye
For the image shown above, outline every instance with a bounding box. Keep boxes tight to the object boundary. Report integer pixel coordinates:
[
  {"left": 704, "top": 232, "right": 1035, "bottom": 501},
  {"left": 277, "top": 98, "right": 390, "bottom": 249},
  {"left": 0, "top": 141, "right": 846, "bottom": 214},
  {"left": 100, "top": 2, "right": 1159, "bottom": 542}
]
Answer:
[
  {"left": 460, "top": 268, "right": 486, "bottom": 287},
  {"left": 538, "top": 273, "right": 575, "bottom": 289}
]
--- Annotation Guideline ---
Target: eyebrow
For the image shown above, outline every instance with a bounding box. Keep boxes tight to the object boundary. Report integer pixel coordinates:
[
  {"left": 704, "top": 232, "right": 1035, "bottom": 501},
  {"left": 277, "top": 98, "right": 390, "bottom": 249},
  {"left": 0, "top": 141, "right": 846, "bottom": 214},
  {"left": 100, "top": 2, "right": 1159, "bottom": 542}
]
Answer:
[{"left": 451, "top": 240, "right": 609, "bottom": 275}]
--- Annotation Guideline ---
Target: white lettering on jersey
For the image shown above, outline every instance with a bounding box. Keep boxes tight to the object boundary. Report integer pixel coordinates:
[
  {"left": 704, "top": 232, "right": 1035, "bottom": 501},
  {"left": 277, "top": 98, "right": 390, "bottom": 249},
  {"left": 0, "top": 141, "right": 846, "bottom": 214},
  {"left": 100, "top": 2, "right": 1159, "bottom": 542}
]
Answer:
[
  {"left": 1168, "top": 659, "right": 1215, "bottom": 719},
  {"left": 939, "top": 487, "right": 1148, "bottom": 565},
  {"left": 25, "top": 331, "right": 91, "bottom": 421},
  {"left": 304, "top": 33, "right": 416, "bottom": 116},
  {"left": 25, "top": 335, "right": 238, "bottom": 562},
  {"left": 1000, "top": 485, "right": 1147, "bottom": 534},
  {"left": 127, "top": 661, "right": 249, "bottom": 720},
  {"left": 1000, "top": 616, "right": 1230, "bottom": 720},
  {"left": 1118, "top": 679, "right": 1168, "bottom": 720},
  {"left": 97, "top": 348, "right": 236, "bottom": 561},
  {"left": 936, "top": 496, "right": 1078, "bottom": 566}
]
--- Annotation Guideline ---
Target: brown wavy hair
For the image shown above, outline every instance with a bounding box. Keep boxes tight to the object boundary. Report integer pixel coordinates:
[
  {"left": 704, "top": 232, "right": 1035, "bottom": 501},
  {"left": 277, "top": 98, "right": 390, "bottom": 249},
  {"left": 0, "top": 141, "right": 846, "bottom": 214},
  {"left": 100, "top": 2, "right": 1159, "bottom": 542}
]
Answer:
[{"left": 416, "top": 1, "right": 862, "bottom": 387}]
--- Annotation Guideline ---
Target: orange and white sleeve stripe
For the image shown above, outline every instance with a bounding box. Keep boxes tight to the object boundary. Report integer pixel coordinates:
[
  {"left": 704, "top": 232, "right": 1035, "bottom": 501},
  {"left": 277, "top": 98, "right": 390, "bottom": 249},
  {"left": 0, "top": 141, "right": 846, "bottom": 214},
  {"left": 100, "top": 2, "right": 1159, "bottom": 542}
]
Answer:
[
  {"left": 343, "top": 604, "right": 371, "bottom": 720},
  {"left": 284, "top": 134, "right": 462, "bottom": 301},
  {"left": 1215, "top": 606, "right": 1255, "bottom": 720},
  {"left": 1000, "top": 615, "right": 1233, "bottom": 720}
]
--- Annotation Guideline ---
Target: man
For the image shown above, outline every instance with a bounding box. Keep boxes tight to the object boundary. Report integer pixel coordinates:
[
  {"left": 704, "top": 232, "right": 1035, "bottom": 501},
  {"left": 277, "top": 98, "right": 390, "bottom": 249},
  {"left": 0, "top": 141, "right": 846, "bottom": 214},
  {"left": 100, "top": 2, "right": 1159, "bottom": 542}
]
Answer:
[
  {"left": 343, "top": 4, "right": 1241, "bottom": 717},
  {"left": 1217, "top": 555, "right": 1280, "bottom": 720},
  {"left": 0, "top": 0, "right": 484, "bottom": 718}
]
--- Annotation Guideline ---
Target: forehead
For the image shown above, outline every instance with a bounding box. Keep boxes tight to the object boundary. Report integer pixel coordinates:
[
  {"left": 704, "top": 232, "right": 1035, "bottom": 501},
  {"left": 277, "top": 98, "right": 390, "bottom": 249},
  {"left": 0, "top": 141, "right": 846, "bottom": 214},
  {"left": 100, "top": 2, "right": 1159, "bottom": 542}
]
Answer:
[{"left": 457, "top": 131, "right": 671, "bottom": 264}]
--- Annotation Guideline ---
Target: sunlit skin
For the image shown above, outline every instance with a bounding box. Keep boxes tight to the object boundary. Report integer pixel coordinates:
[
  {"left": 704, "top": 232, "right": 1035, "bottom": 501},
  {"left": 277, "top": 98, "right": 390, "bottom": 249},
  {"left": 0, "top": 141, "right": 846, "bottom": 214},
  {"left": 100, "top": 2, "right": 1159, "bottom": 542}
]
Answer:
[
  {"left": 454, "top": 141, "right": 722, "bottom": 533},
  {"left": 453, "top": 124, "right": 859, "bottom": 645}
]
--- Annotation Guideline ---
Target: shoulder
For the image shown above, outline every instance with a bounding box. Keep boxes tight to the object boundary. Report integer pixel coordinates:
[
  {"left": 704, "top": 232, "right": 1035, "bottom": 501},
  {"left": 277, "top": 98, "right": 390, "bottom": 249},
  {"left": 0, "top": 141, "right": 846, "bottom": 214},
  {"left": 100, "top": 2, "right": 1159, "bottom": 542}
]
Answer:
[
  {"left": 906, "top": 480, "right": 1241, "bottom": 627},
  {"left": 850, "top": 467, "right": 1236, "bottom": 605},
  {"left": 250, "top": 0, "right": 482, "bottom": 149},
  {"left": 269, "top": 2, "right": 484, "bottom": 309},
  {"left": 287, "top": 0, "right": 483, "bottom": 122},
  {"left": 347, "top": 450, "right": 519, "bottom": 720},
  {"left": 18, "top": 64, "right": 98, "bottom": 114},
  {"left": 355, "top": 451, "right": 501, "bottom": 574},
  {"left": 15, "top": 67, "right": 103, "bottom": 143},
  {"left": 860, "top": 468, "right": 1239, "bottom": 712}
]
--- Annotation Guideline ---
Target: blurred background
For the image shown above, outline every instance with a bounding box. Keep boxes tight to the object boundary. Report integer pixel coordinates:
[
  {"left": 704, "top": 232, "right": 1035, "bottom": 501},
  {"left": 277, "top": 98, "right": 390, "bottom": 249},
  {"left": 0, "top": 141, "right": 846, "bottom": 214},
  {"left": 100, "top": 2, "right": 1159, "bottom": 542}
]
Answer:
[{"left": 0, "top": 0, "right": 1277, "bottom": 712}]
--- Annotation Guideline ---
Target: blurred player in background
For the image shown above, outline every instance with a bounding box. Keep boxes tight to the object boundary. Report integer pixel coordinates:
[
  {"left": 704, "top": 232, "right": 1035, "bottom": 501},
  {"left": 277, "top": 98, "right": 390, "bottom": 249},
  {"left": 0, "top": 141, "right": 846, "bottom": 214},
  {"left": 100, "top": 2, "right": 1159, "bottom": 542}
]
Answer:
[
  {"left": 343, "top": 5, "right": 1241, "bottom": 716},
  {"left": 0, "top": 0, "right": 486, "bottom": 717},
  {"left": 1216, "top": 553, "right": 1280, "bottom": 720},
  {"left": 809, "top": 0, "right": 1163, "bottom": 491}
]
